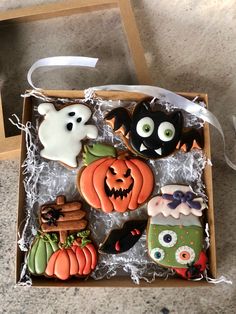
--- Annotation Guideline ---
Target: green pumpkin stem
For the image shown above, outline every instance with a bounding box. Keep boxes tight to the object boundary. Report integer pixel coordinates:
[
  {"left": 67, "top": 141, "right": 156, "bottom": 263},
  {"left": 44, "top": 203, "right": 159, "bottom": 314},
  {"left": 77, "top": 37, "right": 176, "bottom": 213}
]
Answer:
[{"left": 83, "top": 143, "right": 116, "bottom": 166}]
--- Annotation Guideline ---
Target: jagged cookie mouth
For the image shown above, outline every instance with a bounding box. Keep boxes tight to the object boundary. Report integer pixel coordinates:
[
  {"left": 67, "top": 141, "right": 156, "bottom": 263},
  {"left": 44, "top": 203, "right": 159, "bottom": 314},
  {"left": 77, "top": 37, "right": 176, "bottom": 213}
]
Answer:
[{"left": 104, "top": 180, "right": 134, "bottom": 199}]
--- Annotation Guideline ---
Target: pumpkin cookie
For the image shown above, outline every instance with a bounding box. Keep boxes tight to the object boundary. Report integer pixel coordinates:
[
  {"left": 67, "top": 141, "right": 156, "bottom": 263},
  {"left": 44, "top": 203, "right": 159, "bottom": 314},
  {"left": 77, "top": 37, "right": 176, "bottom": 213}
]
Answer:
[
  {"left": 27, "top": 196, "right": 98, "bottom": 280},
  {"left": 77, "top": 143, "right": 154, "bottom": 213}
]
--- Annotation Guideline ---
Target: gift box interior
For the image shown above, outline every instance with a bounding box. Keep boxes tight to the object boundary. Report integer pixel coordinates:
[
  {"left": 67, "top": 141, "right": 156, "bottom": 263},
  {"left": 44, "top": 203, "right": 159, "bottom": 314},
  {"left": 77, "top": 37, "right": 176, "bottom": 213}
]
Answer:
[{"left": 16, "top": 89, "right": 217, "bottom": 287}]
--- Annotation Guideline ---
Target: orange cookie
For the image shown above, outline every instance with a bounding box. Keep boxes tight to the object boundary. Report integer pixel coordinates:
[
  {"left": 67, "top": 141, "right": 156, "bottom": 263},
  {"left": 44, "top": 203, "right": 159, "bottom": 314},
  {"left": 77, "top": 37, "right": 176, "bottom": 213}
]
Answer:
[{"left": 77, "top": 143, "right": 154, "bottom": 213}]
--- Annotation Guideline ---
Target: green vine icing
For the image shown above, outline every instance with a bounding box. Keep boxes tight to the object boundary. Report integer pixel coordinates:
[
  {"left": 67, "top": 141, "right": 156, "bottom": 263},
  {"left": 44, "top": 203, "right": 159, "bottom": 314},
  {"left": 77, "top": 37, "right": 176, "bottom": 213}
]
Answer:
[{"left": 83, "top": 143, "right": 116, "bottom": 166}]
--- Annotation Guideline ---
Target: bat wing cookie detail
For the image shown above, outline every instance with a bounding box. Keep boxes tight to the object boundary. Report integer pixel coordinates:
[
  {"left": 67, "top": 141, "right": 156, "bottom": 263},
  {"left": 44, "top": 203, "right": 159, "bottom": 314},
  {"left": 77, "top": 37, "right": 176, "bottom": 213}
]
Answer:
[
  {"left": 99, "top": 220, "right": 147, "bottom": 254},
  {"left": 106, "top": 101, "right": 204, "bottom": 159},
  {"left": 38, "top": 103, "right": 98, "bottom": 168}
]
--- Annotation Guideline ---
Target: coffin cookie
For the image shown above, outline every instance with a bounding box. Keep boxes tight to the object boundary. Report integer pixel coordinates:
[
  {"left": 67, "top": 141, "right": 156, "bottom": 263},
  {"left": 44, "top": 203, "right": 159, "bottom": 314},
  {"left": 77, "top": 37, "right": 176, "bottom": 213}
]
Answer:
[
  {"left": 77, "top": 143, "right": 154, "bottom": 213},
  {"left": 99, "top": 220, "right": 147, "bottom": 254},
  {"left": 106, "top": 101, "right": 204, "bottom": 159},
  {"left": 38, "top": 103, "right": 98, "bottom": 168}
]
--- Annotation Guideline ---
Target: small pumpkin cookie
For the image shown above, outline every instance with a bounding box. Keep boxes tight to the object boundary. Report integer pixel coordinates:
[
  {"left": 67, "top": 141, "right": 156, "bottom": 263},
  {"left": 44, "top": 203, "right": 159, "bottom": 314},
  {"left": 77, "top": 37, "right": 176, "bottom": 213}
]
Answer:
[
  {"left": 77, "top": 143, "right": 154, "bottom": 213},
  {"left": 27, "top": 196, "right": 98, "bottom": 280}
]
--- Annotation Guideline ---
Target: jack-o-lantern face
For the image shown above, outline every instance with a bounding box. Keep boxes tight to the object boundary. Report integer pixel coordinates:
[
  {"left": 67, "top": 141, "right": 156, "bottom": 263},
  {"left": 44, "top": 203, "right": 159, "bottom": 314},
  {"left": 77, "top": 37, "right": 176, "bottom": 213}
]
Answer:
[
  {"left": 105, "top": 161, "right": 134, "bottom": 199},
  {"left": 79, "top": 155, "right": 154, "bottom": 213}
]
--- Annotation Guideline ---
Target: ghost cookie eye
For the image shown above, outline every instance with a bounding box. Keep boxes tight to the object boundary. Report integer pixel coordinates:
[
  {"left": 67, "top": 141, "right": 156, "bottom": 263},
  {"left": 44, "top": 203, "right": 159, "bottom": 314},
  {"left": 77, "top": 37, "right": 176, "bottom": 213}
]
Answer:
[
  {"left": 77, "top": 117, "right": 82, "bottom": 123},
  {"left": 158, "top": 122, "right": 175, "bottom": 142},
  {"left": 136, "top": 117, "right": 155, "bottom": 137},
  {"left": 68, "top": 112, "right": 75, "bottom": 116}
]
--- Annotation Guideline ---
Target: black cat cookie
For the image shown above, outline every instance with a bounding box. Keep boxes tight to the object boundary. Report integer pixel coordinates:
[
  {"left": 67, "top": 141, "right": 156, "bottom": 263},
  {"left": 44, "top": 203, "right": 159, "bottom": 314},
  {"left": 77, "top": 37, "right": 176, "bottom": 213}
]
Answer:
[{"left": 106, "top": 101, "right": 204, "bottom": 159}]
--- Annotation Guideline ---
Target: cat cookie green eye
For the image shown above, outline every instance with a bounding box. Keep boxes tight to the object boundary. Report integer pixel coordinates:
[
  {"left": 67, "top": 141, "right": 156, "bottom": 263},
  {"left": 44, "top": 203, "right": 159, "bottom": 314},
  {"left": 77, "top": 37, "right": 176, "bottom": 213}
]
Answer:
[
  {"left": 158, "top": 230, "right": 177, "bottom": 247},
  {"left": 136, "top": 117, "right": 154, "bottom": 137},
  {"left": 175, "top": 246, "right": 195, "bottom": 264},
  {"left": 150, "top": 248, "right": 165, "bottom": 261},
  {"left": 158, "top": 122, "right": 175, "bottom": 142}
]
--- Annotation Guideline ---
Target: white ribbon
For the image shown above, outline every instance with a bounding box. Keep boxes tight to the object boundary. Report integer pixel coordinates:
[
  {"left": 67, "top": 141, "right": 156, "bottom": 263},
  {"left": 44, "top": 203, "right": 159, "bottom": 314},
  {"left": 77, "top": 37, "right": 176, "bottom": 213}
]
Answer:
[
  {"left": 27, "top": 57, "right": 236, "bottom": 170},
  {"left": 27, "top": 56, "right": 98, "bottom": 90}
]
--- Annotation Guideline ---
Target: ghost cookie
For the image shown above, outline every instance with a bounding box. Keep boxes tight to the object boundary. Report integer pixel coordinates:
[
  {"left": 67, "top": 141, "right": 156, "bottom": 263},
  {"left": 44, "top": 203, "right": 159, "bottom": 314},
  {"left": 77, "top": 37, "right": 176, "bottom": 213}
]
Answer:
[
  {"left": 77, "top": 143, "right": 154, "bottom": 213},
  {"left": 38, "top": 103, "right": 98, "bottom": 168},
  {"left": 147, "top": 185, "right": 207, "bottom": 218},
  {"left": 105, "top": 101, "right": 204, "bottom": 159}
]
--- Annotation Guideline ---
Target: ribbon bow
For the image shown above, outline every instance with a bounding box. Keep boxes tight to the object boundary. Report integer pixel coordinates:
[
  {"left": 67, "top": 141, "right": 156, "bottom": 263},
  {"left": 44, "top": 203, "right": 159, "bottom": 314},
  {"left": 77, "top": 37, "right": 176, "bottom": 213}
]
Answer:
[{"left": 162, "top": 191, "right": 201, "bottom": 210}]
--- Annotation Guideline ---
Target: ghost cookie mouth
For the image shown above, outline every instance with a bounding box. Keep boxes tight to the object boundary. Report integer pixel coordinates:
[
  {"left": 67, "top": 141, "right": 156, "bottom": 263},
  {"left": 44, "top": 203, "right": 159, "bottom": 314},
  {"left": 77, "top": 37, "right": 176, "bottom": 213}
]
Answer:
[
  {"left": 104, "top": 180, "right": 134, "bottom": 199},
  {"left": 139, "top": 143, "right": 162, "bottom": 156}
]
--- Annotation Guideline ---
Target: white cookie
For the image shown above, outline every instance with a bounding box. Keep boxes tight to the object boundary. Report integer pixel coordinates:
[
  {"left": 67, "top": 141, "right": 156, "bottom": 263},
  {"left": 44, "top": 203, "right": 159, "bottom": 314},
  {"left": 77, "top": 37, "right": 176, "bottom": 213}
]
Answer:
[{"left": 38, "top": 103, "right": 98, "bottom": 167}]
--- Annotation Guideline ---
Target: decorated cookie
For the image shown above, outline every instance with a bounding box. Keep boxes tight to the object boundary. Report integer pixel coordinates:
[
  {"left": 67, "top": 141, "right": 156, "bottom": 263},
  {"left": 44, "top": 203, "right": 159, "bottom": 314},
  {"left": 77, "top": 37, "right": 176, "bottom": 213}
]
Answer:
[
  {"left": 106, "top": 101, "right": 204, "bottom": 159},
  {"left": 27, "top": 196, "right": 98, "bottom": 280},
  {"left": 77, "top": 143, "right": 154, "bottom": 213},
  {"left": 147, "top": 185, "right": 207, "bottom": 218},
  {"left": 27, "top": 232, "right": 59, "bottom": 275},
  {"left": 45, "top": 230, "right": 97, "bottom": 280},
  {"left": 38, "top": 102, "right": 98, "bottom": 168},
  {"left": 99, "top": 220, "right": 147, "bottom": 254},
  {"left": 147, "top": 213, "right": 207, "bottom": 279}
]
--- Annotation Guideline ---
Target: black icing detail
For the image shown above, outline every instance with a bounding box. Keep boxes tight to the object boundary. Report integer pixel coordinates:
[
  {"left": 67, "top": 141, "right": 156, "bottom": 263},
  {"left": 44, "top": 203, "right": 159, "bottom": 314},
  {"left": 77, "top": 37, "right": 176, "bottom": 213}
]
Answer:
[
  {"left": 106, "top": 100, "right": 204, "bottom": 159},
  {"left": 105, "top": 107, "right": 131, "bottom": 136},
  {"left": 66, "top": 122, "right": 73, "bottom": 131},
  {"left": 41, "top": 207, "right": 64, "bottom": 226},
  {"left": 77, "top": 117, "right": 82, "bottom": 123},
  {"left": 109, "top": 167, "right": 116, "bottom": 175},
  {"left": 104, "top": 180, "right": 134, "bottom": 200},
  {"left": 99, "top": 220, "right": 147, "bottom": 254},
  {"left": 68, "top": 112, "right": 75, "bottom": 116},
  {"left": 124, "top": 169, "right": 131, "bottom": 178},
  {"left": 179, "top": 128, "right": 204, "bottom": 151}
]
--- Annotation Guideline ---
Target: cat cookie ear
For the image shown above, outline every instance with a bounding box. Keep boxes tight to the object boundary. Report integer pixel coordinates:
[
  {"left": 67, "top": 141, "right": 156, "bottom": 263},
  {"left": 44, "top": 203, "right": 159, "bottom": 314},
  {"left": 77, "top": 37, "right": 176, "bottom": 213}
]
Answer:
[
  {"left": 38, "top": 103, "right": 56, "bottom": 116},
  {"left": 133, "top": 101, "right": 150, "bottom": 116},
  {"left": 170, "top": 111, "right": 183, "bottom": 127}
]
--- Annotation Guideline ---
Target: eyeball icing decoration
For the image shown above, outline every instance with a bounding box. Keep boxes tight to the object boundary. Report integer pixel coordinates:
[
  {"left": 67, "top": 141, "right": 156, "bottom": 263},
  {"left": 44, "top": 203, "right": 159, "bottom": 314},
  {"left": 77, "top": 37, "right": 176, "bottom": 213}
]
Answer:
[
  {"left": 147, "top": 213, "right": 208, "bottom": 280},
  {"left": 150, "top": 248, "right": 165, "bottom": 262},
  {"left": 147, "top": 185, "right": 207, "bottom": 218},
  {"left": 105, "top": 101, "right": 204, "bottom": 160},
  {"left": 38, "top": 103, "right": 98, "bottom": 168},
  {"left": 158, "top": 230, "right": 177, "bottom": 247},
  {"left": 77, "top": 143, "right": 154, "bottom": 213}
]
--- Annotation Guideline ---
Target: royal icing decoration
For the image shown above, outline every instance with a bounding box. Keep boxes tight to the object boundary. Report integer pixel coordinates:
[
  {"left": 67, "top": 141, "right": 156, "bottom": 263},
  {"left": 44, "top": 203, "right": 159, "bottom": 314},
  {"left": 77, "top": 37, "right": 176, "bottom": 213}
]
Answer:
[
  {"left": 147, "top": 185, "right": 206, "bottom": 218},
  {"left": 106, "top": 101, "right": 204, "bottom": 159},
  {"left": 147, "top": 214, "right": 207, "bottom": 279},
  {"left": 78, "top": 143, "right": 154, "bottom": 213},
  {"left": 27, "top": 196, "right": 98, "bottom": 280},
  {"left": 38, "top": 103, "right": 98, "bottom": 168},
  {"left": 99, "top": 220, "right": 147, "bottom": 254}
]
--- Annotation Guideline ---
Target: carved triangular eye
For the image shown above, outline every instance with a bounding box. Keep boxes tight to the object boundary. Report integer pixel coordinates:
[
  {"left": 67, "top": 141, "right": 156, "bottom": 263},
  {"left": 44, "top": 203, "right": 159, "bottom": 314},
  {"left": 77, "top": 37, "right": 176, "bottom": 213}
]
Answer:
[
  {"left": 109, "top": 167, "right": 116, "bottom": 175},
  {"left": 124, "top": 169, "right": 131, "bottom": 178}
]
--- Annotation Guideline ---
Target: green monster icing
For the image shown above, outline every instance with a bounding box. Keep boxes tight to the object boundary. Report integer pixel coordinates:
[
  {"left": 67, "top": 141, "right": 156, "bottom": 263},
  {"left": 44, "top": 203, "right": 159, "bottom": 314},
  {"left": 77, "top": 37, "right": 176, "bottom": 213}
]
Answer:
[
  {"left": 147, "top": 224, "right": 203, "bottom": 268},
  {"left": 27, "top": 232, "right": 59, "bottom": 275},
  {"left": 83, "top": 143, "right": 116, "bottom": 165}
]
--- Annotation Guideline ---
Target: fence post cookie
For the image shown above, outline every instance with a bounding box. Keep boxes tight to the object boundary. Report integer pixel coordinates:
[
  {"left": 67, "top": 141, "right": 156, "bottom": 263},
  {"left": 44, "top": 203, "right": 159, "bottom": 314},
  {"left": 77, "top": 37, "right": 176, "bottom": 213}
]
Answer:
[
  {"left": 106, "top": 101, "right": 204, "bottom": 159},
  {"left": 99, "top": 220, "right": 147, "bottom": 254},
  {"left": 147, "top": 185, "right": 207, "bottom": 280},
  {"left": 38, "top": 103, "right": 98, "bottom": 168},
  {"left": 77, "top": 143, "right": 154, "bottom": 213}
]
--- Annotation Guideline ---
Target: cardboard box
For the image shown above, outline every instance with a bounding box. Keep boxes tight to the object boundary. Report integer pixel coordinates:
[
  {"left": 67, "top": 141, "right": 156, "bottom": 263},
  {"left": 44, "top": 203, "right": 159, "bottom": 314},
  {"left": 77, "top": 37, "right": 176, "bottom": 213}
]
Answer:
[{"left": 16, "top": 89, "right": 216, "bottom": 287}]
